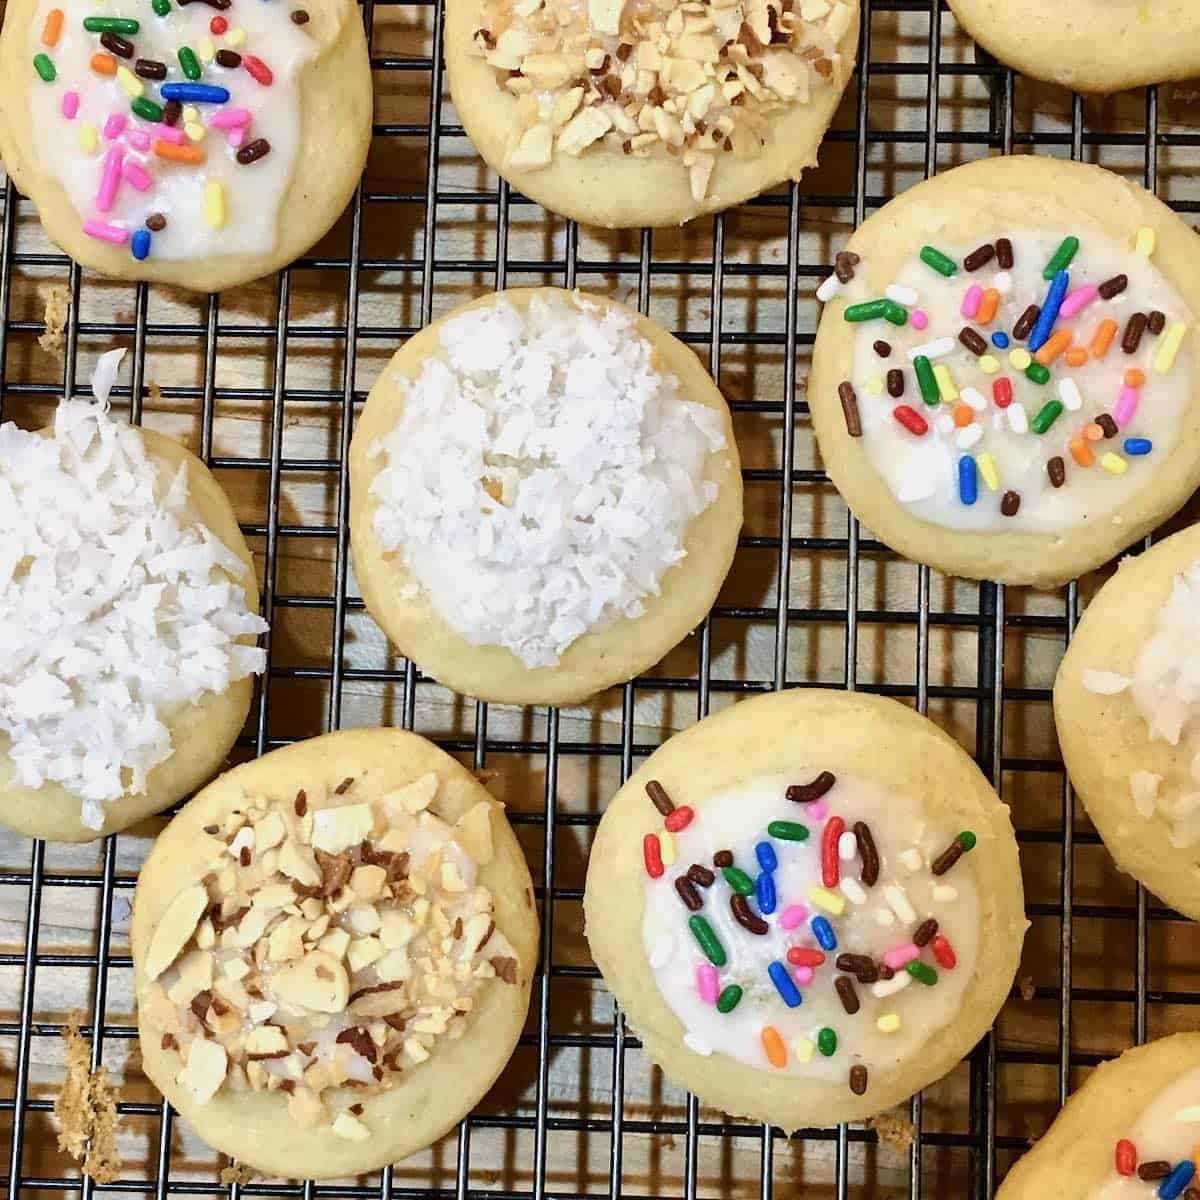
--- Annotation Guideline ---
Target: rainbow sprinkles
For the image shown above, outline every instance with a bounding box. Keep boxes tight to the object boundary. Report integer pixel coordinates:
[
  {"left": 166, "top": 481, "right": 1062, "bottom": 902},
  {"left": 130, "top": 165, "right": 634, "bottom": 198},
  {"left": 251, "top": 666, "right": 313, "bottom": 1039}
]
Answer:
[{"left": 27, "top": 0, "right": 316, "bottom": 261}]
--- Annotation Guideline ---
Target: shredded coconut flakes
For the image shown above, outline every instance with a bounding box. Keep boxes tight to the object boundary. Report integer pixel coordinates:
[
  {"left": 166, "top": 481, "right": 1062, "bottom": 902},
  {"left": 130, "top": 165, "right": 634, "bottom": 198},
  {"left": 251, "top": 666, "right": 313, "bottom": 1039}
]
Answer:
[
  {"left": 0, "top": 352, "right": 268, "bottom": 828},
  {"left": 368, "top": 293, "right": 726, "bottom": 668}
]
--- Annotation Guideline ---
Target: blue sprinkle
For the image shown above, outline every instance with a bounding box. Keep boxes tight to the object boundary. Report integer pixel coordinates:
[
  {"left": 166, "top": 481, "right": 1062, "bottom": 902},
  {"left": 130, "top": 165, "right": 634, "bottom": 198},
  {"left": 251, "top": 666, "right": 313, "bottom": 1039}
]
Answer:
[
  {"left": 1159, "top": 1160, "right": 1195, "bottom": 1200},
  {"left": 130, "top": 229, "right": 151, "bottom": 260},
  {"left": 767, "top": 960, "right": 802, "bottom": 1008},
  {"left": 1028, "top": 269, "right": 1070, "bottom": 352},
  {"left": 811, "top": 915, "right": 837, "bottom": 951},
  {"left": 755, "top": 870, "right": 777, "bottom": 915},
  {"left": 755, "top": 841, "right": 777, "bottom": 872},
  {"left": 958, "top": 455, "right": 978, "bottom": 506},
  {"left": 991, "top": 331, "right": 1009, "bottom": 349},
  {"left": 1124, "top": 437, "right": 1153, "bottom": 456},
  {"left": 160, "top": 82, "right": 231, "bottom": 103}
]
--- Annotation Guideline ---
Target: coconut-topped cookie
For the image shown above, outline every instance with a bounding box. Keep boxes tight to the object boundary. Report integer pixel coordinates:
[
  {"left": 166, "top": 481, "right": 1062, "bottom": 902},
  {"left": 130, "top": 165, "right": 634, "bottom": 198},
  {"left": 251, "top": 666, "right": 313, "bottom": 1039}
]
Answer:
[
  {"left": 0, "top": 350, "right": 267, "bottom": 842},
  {"left": 132, "top": 729, "right": 538, "bottom": 1179},
  {"left": 349, "top": 287, "right": 743, "bottom": 706},
  {"left": 584, "top": 689, "right": 1026, "bottom": 1127},
  {"left": 1055, "top": 522, "right": 1200, "bottom": 919},
  {"left": 809, "top": 156, "right": 1200, "bottom": 587},
  {"left": 444, "top": 0, "right": 859, "bottom": 227}
]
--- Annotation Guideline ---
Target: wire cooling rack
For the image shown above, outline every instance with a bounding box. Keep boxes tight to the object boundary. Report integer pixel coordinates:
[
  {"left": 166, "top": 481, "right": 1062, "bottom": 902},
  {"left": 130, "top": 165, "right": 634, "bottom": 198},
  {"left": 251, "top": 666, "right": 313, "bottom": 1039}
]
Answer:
[{"left": 4, "top": 1, "right": 1200, "bottom": 1196}]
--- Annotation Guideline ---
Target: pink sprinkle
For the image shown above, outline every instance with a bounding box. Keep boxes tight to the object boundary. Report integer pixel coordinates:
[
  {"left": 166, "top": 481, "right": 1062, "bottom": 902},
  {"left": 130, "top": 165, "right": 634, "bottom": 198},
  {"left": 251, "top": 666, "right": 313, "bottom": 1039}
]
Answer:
[
  {"left": 1059, "top": 284, "right": 1098, "bottom": 320},
  {"left": 960, "top": 284, "right": 983, "bottom": 319},
  {"left": 129, "top": 130, "right": 151, "bottom": 151},
  {"left": 61, "top": 91, "right": 80, "bottom": 120},
  {"left": 778, "top": 904, "right": 808, "bottom": 931},
  {"left": 103, "top": 113, "right": 126, "bottom": 140},
  {"left": 793, "top": 966, "right": 814, "bottom": 986},
  {"left": 806, "top": 801, "right": 827, "bottom": 821},
  {"left": 696, "top": 964, "right": 719, "bottom": 1005},
  {"left": 1114, "top": 385, "right": 1140, "bottom": 426},
  {"left": 228, "top": 126, "right": 245, "bottom": 149},
  {"left": 883, "top": 943, "right": 920, "bottom": 970},
  {"left": 208, "top": 107, "right": 252, "bottom": 129},
  {"left": 95, "top": 147, "right": 124, "bottom": 214},
  {"left": 154, "top": 122, "right": 186, "bottom": 145},
  {"left": 122, "top": 161, "right": 151, "bottom": 191},
  {"left": 910, "top": 309, "right": 929, "bottom": 331},
  {"left": 82, "top": 219, "right": 129, "bottom": 245}
]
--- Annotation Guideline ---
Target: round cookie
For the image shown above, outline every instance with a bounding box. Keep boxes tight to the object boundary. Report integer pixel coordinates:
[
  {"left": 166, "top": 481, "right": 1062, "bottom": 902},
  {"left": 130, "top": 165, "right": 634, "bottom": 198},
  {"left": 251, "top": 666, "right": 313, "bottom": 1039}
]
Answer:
[
  {"left": 996, "top": 1034, "right": 1200, "bottom": 1198},
  {"left": 1054, "top": 522, "right": 1200, "bottom": 919},
  {"left": 0, "top": 0, "right": 371, "bottom": 291},
  {"left": 808, "top": 156, "right": 1200, "bottom": 588},
  {"left": 583, "top": 688, "right": 1026, "bottom": 1127},
  {"left": 948, "top": 1, "right": 1200, "bottom": 95},
  {"left": 0, "top": 362, "right": 266, "bottom": 842},
  {"left": 444, "top": 0, "right": 859, "bottom": 228},
  {"left": 131, "top": 728, "right": 539, "bottom": 1179},
  {"left": 348, "top": 286, "right": 743, "bottom": 707}
]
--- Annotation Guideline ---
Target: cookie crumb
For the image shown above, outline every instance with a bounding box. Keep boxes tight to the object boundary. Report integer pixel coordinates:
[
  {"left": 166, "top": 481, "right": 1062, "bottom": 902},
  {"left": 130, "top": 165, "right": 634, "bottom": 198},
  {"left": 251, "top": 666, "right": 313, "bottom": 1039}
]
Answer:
[
  {"left": 868, "top": 1109, "right": 916, "bottom": 1154},
  {"left": 38, "top": 285, "right": 71, "bottom": 356},
  {"left": 54, "top": 1011, "right": 121, "bottom": 1183},
  {"left": 1018, "top": 974, "right": 1036, "bottom": 1001},
  {"left": 218, "top": 1163, "right": 258, "bottom": 1186}
]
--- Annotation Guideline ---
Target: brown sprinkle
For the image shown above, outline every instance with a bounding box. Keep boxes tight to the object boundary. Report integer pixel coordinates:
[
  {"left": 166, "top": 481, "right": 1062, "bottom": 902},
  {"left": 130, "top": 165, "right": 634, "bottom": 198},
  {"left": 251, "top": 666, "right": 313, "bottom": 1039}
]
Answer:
[
  {"left": 833, "top": 250, "right": 860, "bottom": 284},
  {"left": 838, "top": 381, "right": 862, "bottom": 438},
  {"left": 216, "top": 49, "right": 242, "bottom": 67},
  {"left": 886, "top": 368, "right": 904, "bottom": 399},
  {"left": 236, "top": 138, "right": 271, "bottom": 165},
  {"left": 713, "top": 849, "right": 734, "bottom": 868},
  {"left": 930, "top": 840, "right": 964, "bottom": 876},
  {"left": 1000, "top": 490, "right": 1021, "bottom": 518},
  {"left": 1048, "top": 456, "right": 1066, "bottom": 488},
  {"left": 1122, "top": 312, "right": 1148, "bottom": 354},
  {"left": 958, "top": 326, "right": 987, "bottom": 356},
  {"left": 687, "top": 863, "right": 715, "bottom": 888},
  {"left": 849, "top": 1065, "right": 868, "bottom": 1096},
  {"left": 291, "top": 7, "right": 309, "bottom": 21},
  {"left": 1012, "top": 304, "right": 1040, "bottom": 341},
  {"left": 1096, "top": 413, "right": 1119, "bottom": 438},
  {"left": 834, "top": 976, "right": 859, "bottom": 1014},
  {"left": 334, "top": 777, "right": 355, "bottom": 795},
  {"left": 730, "top": 893, "right": 769, "bottom": 935},
  {"left": 786, "top": 771, "right": 836, "bottom": 804},
  {"left": 162, "top": 99, "right": 182, "bottom": 126},
  {"left": 872, "top": 340, "right": 891, "bottom": 358},
  {"left": 135, "top": 58, "right": 167, "bottom": 79},
  {"left": 100, "top": 32, "right": 134, "bottom": 57},
  {"left": 963, "top": 243, "right": 995, "bottom": 272},
  {"left": 646, "top": 780, "right": 674, "bottom": 816},
  {"left": 674, "top": 875, "right": 703, "bottom": 911},
  {"left": 853, "top": 821, "right": 879, "bottom": 887},
  {"left": 1148, "top": 309, "right": 1166, "bottom": 335},
  {"left": 912, "top": 918, "right": 938, "bottom": 947},
  {"left": 995, "top": 238, "right": 1014, "bottom": 269},
  {"left": 1097, "top": 274, "right": 1128, "bottom": 300},
  {"left": 1139, "top": 1162, "right": 1173, "bottom": 1182}
]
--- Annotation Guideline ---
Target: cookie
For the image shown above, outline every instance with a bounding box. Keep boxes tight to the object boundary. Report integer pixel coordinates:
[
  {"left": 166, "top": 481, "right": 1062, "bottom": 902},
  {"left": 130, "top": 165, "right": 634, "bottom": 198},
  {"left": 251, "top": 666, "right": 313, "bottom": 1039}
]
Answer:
[
  {"left": 348, "top": 287, "right": 743, "bottom": 706},
  {"left": 808, "top": 156, "right": 1200, "bottom": 587},
  {"left": 583, "top": 688, "right": 1026, "bottom": 1127},
  {"left": 1054, "top": 522, "right": 1200, "bottom": 919},
  {"left": 444, "top": 0, "right": 859, "bottom": 228},
  {"left": 996, "top": 1033, "right": 1200, "bottom": 1198},
  {"left": 131, "top": 728, "right": 539, "bottom": 1179},
  {"left": 0, "top": 350, "right": 266, "bottom": 843},
  {"left": 0, "top": 0, "right": 371, "bottom": 291},
  {"left": 948, "top": 0, "right": 1200, "bottom": 95}
]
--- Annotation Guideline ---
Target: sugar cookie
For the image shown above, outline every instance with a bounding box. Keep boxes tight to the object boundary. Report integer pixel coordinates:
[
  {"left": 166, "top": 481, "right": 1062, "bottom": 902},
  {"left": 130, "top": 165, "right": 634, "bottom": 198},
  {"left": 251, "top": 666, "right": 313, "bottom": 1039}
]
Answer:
[
  {"left": 132, "top": 728, "right": 539, "bottom": 1179},
  {"left": 809, "top": 156, "right": 1200, "bottom": 587},
  {"left": 0, "top": 350, "right": 267, "bottom": 843},
  {"left": 444, "top": 0, "right": 859, "bottom": 227},
  {"left": 1054, "top": 522, "right": 1200, "bottom": 919},
  {"left": 0, "top": 0, "right": 371, "bottom": 291},
  {"left": 348, "top": 287, "right": 742, "bottom": 706},
  {"left": 584, "top": 688, "right": 1026, "bottom": 1127}
]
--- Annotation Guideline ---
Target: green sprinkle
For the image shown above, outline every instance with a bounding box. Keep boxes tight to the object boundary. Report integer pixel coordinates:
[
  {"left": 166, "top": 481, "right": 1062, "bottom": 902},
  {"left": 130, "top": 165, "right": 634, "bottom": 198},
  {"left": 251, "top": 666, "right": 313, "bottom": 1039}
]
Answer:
[
  {"left": 33, "top": 52, "right": 56, "bottom": 82},
  {"left": 919, "top": 245, "right": 958, "bottom": 277},
  {"left": 1030, "top": 399, "right": 1064, "bottom": 435},
  {"left": 83, "top": 15, "right": 140, "bottom": 33},
  {"left": 152, "top": 0, "right": 171, "bottom": 15},
  {"left": 767, "top": 820, "right": 809, "bottom": 842},
  {"left": 958, "top": 830, "right": 977, "bottom": 851},
  {"left": 722, "top": 866, "right": 754, "bottom": 896},
  {"left": 913, "top": 355, "right": 940, "bottom": 406},
  {"left": 882, "top": 300, "right": 909, "bottom": 326},
  {"left": 716, "top": 985, "right": 743, "bottom": 1014},
  {"left": 843, "top": 299, "right": 889, "bottom": 323},
  {"left": 906, "top": 961, "right": 938, "bottom": 986},
  {"left": 130, "top": 96, "right": 163, "bottom": 122},
  {"left": 1025, "top": 361, "right": 1051, "bottom": 386},
  {"left": 817, "top": 1027, "right": 838, "bottom": 1057},
  {"left": 688, "top": 914, "right": 726, "bottom": 967},
  {"left": 177, "top": 45, "right": 201, "bottom": 80},
  {"left": 1042, "top": 235, "right": 1079, "bottom": 281}
]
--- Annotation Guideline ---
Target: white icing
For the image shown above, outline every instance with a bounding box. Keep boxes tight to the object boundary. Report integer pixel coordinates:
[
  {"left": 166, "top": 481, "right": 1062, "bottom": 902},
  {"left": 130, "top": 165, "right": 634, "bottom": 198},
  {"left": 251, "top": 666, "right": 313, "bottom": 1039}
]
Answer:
[
  {"left": 28, "top": 0, "right": 316, "bottom": 259},
  {"left": 0, "top": 353, "right": 268, "bottom": 827},
  {"left": 844, "top": 229, "right": 1193, "bottom": 531},
  {"left": 367, "top": 292, "right": 726, "bottom": 669},
  {"left": 640, "top": 773, "right": 980, "bottom": 1081}
]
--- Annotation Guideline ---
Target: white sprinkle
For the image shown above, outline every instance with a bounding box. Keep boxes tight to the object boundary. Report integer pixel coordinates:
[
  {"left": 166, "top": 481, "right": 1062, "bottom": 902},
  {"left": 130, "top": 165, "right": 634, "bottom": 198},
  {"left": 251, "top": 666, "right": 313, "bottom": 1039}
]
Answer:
[
  {"left": 1007, "top": 403, "right": 1029, "bottom": 434},
  {"left": 1058, "top": 377, "right": 1083, "bottom": 412},
  {"left": 816, "top": 274, "right": 841, "bottom": 303},
  {"left": 932, "top": 884, "right": 958, "bottom": 903},
  {"left": 1081, "top": 669, "right": 1131, "bottom": 695},
  {"left": 899, "top": 848, "right": 924, "bottom": 873},
  {"left": 648, "top": 935, "right": 676, "bottom": 969},
  {"left": 840, "top": 877, "right": 867, "bottom": 905},
  {"left": 683, "top": 1030, "right": 713, "bottom": 1057},
  {"left": 1130, "top": 771, "right": 1162, "bottom": 819},
  {"left": 884, "top": 884, "right": 916, "bottom": 923},
  {"left": 873, "top": 908, "right": 896, "bottom": 928},
  {"left": 1172, "top": 1105, "right": 1200, "bottom": 1122},
  {"left": 994, "top": 270, "right": 1013, "bottom": 295},
  {"left": 871, "top": 972, "right": 913, "bottom": 999},
  {"left": 907, "top": 337, "right": 956, "bottom": 361},
  {"left": 961, "top": 386, "right": 988, "bottom": 412},
  {"left": 838, "top": 831, "right": 858, "bottom": 861},
  {"left": 886, "top": 284, "right": 918, "bottom": 306},
  {"left": 956, "top": 425, "right": 984, "bottom": 450},
  {"left": 935, "top": 414, "right": 955, "bottom": 436}
]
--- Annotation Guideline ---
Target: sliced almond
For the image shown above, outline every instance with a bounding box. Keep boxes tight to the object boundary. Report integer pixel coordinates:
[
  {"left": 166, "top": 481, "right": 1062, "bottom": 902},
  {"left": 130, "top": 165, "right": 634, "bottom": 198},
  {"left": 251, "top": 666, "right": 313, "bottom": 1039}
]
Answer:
[
  {"left": 347, "top": 936, "right": 385, "bottom": 973},
  {"left": 453, "top": 803, "right": 495, "bottom": 865},
  {"left": 318, "top": 927, "right": 352, "bottom": 959},
  {"left": 331, "top": 1111, "right": 371, "bottom": 1142},
  {"left": 350, "top": 864, "right": 387, "bottom": 901},
  {"left": 382, "top": 773, "right": 439, "bottom": 817},
  {"left": 588, "top": 0, "right": 623, "bottom": 34},
  {"left": 278, "top": 839, "right": 322, "bottom": 887},
  {"left": 245, "top": 1026, "right": 289, "bottom": 1057},
  {"left": 145, "top": 884, "right": 208, "bottom": 981},
  {"left": 141, "top": 981, "right": 181, "bottom": 1034},
  {"left": 267, "top": 915, "right": 307, "bottom": 962},
  {"left": 311, "top": 804, "right": 374, "bottom": 854},
  {"left": 270, "top": 949, "right": 350, "bottom": 1014},
  {"left": 166, "top": 949, "right": 214, "bottom": 1006},
  {"left": 252, "top": 883, "right": 298, "bottom": 911},
  {"left": 378, "top": 909, "right": 415, "bottom": 950},
  {"left": 254, "top": 810, "right": 286, "bottom": 852},
  {"left": 177, "top": 1037, "right": 227, "bottom": 1105},
  {"left": 287, "top": 1086, "right": 328, "bottom": 1129}
]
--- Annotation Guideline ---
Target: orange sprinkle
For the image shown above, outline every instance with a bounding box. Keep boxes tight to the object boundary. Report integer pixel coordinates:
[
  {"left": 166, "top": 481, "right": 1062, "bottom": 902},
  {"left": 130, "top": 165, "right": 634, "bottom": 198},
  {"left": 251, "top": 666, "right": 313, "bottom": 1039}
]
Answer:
[
  {"left": 1124, "top": 368, "right": 1146, "bottom": 388},
  {"left": 952, "top": 404, "right": 974, "bottom": 428},
  {"left": 41, "top": 8, "right": 63, "bottom": 45},
  {"left": 1192, "top": 1141, "right": 1200, "bottom": 1170},
  {"left": 1065, "top": 347, "right": 1088, "bottom": 368},
  {"left": 976, "top": 288, "right": 1000, "bottom": 326},
  {"left": 1083, "top": 423, "right": 1104, "bottom": 442},
  {"left": 153, "top": 139, "right": 206, "bottom": 164},
  {"left": 1034, "top": 329, "right": 1072, "bottom": 365},
  {"left": 90, "top": 52, "right": 117, "bottom": 75},
  {"left": 760, "top": 1026, "right": 786, "bottom": 1069},
  {"left": 1090, "top": 318, "right": 1118, "bottom": 359},
  {"left": 1069, "top": 438, "right": 1094, "bottom": 468}
]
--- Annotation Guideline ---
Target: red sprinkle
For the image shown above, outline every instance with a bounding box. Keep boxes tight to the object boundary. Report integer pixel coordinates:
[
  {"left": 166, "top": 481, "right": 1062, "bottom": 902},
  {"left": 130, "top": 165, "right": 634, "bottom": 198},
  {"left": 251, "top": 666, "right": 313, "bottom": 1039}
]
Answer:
[
  {"left": 643, "top": 833, "right": 664, "bottom": 879},
  {"left": 210, "top": 15, "right": 227, "bottom": 32},
  {"left": 243, "top": 54, "right": 273, "bottom": 84},
  {"left": 1115, "top": 1139, "right": 1137, "bottom": 1177},
  {"left": 663, "top": 805, "right": 694, "bottom": 833},
  {"left": 821, "top": 815, "right": 844, "bottom": 889},
  {"left": 931, "top": 934, "right": 957, "bottom": 969},
  {"left": 786, "top": 946, "right": 826, "bottom": 967},
  {"left": 992, "top": 377, "right": 1013, "bottom": 409},
  {"left": 893, "top": 405, "right": 928, "bottom": 436}
]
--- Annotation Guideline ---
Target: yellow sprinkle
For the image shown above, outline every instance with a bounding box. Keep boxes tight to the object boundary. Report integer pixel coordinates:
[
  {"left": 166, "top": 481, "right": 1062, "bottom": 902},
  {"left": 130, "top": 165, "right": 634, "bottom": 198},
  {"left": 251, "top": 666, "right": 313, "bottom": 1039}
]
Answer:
[
  {"left": 876, "top": 1013, "right": 901, "bottom": 1034},
  {"left": 866, "top": 376, "right": 883, "bottom": 397},
  {"left": 78, "top": 123, "right": 98, "bottom": 153},
  {"left": 808, "top": 886, "right": 846, "bottom": 916},
  {"left": 225, "top": 25, "right": 246, "bottom": 46},
  {"left": 1153, "top": 321, "right": 1187, "bottom": 373},
  {"left": 976, "top": 452, "right": 999, "bottom": 492},
  {"left": 1008, "top": 348, "right": 1032, "bottom": 371},
  {"left": 203, "top": 179, "right": 226, "bottom": 229},
  {"left": 794, "top": 1037, "right": 815, "bottom": 1063},
  {"left": 932, "top": 363, "right": 958, "bottom": 403},
  {"left": 1133, "top": 226, "right": 1156, "bottom": 258},
  {"left": 185, "top": 121, "right": 206, "bottom": 142},
  {"left": 183, "top": 105, "right": 199, "bottom": 123},
  {"left": 978, "top": 354, "right": 999, "bottom": 375},
  {"left": 659, "top": 829, "right": 676, "bottom": 867},
  {"left": 1100, "top": 452, "right": 1128, "bottom": 475},
  {"left": 199, "top": 37, "right": 216, "bottom": 62},
  {"left": 116, "top": 65, "right": 144, "bottom": 98}
]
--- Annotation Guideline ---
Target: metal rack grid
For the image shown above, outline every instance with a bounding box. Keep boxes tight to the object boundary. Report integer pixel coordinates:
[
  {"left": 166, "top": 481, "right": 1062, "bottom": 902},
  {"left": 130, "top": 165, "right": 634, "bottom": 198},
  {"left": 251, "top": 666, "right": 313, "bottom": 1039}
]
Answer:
[{"left": 3, "top": 0, "right": 1200, "bottom": 1196}]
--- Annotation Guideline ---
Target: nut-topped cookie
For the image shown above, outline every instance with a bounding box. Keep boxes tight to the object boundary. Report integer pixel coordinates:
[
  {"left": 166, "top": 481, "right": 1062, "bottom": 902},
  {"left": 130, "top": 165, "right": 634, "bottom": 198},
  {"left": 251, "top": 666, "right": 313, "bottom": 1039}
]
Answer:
[{"left": 131, "top": 729, "right": 538, "bottom": 1178}]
